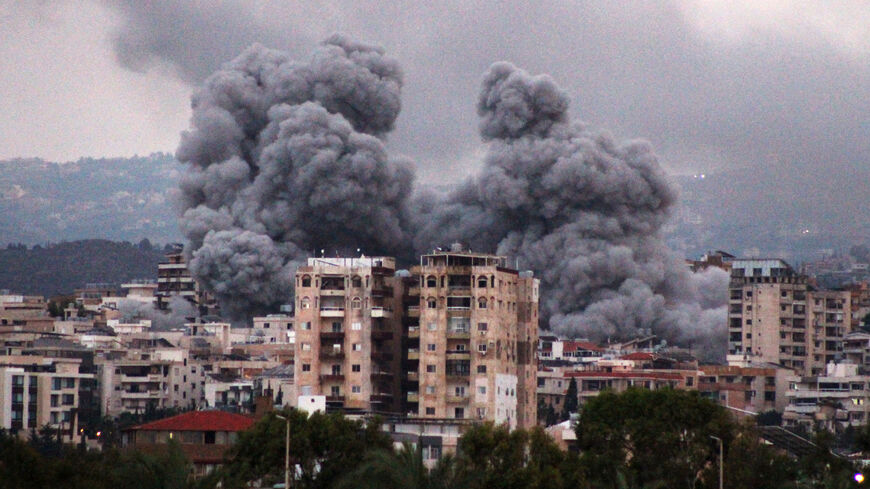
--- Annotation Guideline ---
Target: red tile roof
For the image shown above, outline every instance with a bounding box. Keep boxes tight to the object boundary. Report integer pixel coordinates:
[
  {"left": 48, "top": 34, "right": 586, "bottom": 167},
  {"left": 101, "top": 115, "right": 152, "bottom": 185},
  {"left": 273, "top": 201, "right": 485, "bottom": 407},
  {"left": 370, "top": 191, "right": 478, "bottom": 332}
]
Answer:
[
  {"left": 566, "top": 370, "right": 683, "bottom": 381},
  {"left": 619, "top": 352, "right": 656, "bottom": 361},
  {"left": 127, "top": 410, "right": 255, "bottom": 432},
  {"left": 563, "top": 341, "right": 604, "bottom": 353}
]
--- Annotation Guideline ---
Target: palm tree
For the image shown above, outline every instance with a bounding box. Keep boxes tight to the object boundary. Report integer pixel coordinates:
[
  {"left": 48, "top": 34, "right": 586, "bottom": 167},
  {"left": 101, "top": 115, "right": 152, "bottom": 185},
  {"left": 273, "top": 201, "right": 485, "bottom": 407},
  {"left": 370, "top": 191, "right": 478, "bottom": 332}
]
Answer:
[{"left": 333, "top": 442, "right": 468, "bottom": 489}]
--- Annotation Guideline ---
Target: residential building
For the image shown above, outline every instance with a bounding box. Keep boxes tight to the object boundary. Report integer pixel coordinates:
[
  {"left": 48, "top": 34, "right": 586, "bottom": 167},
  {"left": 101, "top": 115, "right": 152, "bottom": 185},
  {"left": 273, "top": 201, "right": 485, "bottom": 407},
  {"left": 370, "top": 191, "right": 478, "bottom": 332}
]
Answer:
[
  {"left": 122, "top": 410, "right": 254, "bottom": 478},
  {"left": 407, "top": 247, "right": 539, "bottom": 429},
  {"left": 784, "top": 362, "right": 870, "bottom": 431},
  {"left": 0, "top": 355, "right": 95, "bottom": 441},
  {"left": 156, "top": 248, "right": 198, "bottom": 306},
  {"left": 293, "top": 256, "right": 403, "bottom": 412},
  {"left": 727, "top": 258, "right": 851, "bottom": 376},
  {"left": 97, "top": 348, "right": 205, "bottom": 417},
  {"left": 697, "top": 362, "right": 791, "bottom": 415}
]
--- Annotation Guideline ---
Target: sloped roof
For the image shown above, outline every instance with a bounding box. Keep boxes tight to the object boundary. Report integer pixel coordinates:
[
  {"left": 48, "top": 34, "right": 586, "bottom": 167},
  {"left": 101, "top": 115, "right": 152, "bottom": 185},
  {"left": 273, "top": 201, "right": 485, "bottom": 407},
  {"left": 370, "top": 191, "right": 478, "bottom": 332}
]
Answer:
[{"left": 127, "top": 410, "right": 254, "bottom": 432}]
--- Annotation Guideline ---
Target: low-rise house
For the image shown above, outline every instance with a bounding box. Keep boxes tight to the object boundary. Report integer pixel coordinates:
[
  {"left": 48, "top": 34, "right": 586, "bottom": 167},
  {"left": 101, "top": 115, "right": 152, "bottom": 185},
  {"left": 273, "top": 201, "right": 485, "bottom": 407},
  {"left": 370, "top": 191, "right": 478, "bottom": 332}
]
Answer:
[{"left": 122, "top": 410, "right": 254, "bottom": 478}]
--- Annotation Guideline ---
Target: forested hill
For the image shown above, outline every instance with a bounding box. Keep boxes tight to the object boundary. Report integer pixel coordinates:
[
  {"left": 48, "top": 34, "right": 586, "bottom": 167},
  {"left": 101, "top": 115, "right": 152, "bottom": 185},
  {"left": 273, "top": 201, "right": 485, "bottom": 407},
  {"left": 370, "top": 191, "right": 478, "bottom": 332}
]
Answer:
[
  {"left": 0, "top": 153, "right": 181, "bottom": 245},
  {"left": 0, "top": 240, "right": 165, "bottom": 297}
]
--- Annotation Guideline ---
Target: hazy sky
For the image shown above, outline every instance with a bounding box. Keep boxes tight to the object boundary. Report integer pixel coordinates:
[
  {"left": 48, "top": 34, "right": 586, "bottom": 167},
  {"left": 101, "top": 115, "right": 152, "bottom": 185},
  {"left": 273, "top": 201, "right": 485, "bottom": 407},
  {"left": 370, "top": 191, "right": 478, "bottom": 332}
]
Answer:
[{"left": 1, "top": 1, "right": 868, "bottom": 182}]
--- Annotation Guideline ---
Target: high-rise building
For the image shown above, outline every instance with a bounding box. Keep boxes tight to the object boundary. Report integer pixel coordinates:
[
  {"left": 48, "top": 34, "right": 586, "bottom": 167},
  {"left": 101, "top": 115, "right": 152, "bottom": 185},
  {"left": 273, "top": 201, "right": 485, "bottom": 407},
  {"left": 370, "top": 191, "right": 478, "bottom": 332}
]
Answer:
[
  {"left": 293, "top": 257, "right": 403, "bottom": 412},
  {"left": 405, "top": 248, "right": 539, "bottom": 429},
  {"left": 728, "top": 258, "right": 851, "bottom": 376}
]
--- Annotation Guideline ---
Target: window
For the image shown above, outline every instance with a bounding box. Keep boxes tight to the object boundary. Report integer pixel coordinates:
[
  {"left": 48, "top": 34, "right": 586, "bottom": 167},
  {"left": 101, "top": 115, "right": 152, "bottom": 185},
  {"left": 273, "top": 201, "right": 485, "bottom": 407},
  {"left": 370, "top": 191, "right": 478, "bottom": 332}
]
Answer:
[
  {"left": 478, "top": 322, "right": 487, "bottom": 331},
  {"left": 454, "top": 407, "right": 464, "bottom": 419},
  {"left": 352, "top": 322, "right": 361, "bottom": 330},
  {"left": 352, "top": 364, "right": 361, "bottom": 372},
  {"left": 427, "top": 322, "right": 437, "bottom": 331},
  {"left": 302, "top": 364, "right": 311, "bottom": 372},
  {"left": 352, "top": 385, "right": 361, "bottom": 393},
  {"left": 263, "top": 323, "right": 270, "bottom": 329},
  {"left": 301, "top": 297, "right": 311, "bottom": 310},
  {"left": 426, "top": 364, "right": 436, "bottom": 373},
  {"left": 425, "top": 407, "right": 436, "bottom": 415},
  {"left": 427, "top": 298, "right": 437, "bottom": 309},
  {"left": 427, "top": 344, "right": 437, "bottom": 351},
  {"left": 352, "top": 297, "right": 362, "bottom": 309},
  {"left": 478, "top": 297, "right": 487, "bottom": 309},
  {"left": 477, "top": 365, "right": 487, "bottom": 374},
  {"left": 478, "top": 344, "right": 487, "bottom": 353},
  {"left": 301, "top": 275, "right": 311, "bottom": 287},
  {"left": 477, "top": 277, "right": 488, "bottom": 288},
  {"left": 455, "top": 386, "right": 466, "bottom": 396},
  {"left": 352, "top": 276, "right": 362, "bottom": 288},
  {"left": 478, "top": 386, "right": 486, "bottom": 394},
  {"left": 353, "top": 343, "right": 362, "bottom": 351},
  {"left": 426, "top": 386, "right": 436, "bottom": 394},
  {"left": 301, "top": 342, "right": 311, "bottom": 351},
  {"left": 300, "top": 322, "right": 311, "bottom": 330}
]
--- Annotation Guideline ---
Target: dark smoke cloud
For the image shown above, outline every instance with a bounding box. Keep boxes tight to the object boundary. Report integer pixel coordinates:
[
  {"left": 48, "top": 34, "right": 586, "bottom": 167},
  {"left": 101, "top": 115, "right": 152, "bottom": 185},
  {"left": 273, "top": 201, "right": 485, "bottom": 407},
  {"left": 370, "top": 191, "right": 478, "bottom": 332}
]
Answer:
[
  {"left": 176, "top": 35, "right": 412, "bottom": 318},
  {"left": 177, "top": 38, "right": 727, "bottom": 357}
]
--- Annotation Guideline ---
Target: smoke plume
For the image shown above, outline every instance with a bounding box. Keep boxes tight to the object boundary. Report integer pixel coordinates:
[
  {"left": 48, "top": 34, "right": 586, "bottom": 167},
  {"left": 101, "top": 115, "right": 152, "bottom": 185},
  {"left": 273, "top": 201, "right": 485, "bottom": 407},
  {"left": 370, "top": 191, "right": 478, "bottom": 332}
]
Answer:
[
  {"left": 117, "top": 295, "right": 196, "bottom": 332},
  {"left": 176, "top": 37, "right": 727, "bottom": 356}
]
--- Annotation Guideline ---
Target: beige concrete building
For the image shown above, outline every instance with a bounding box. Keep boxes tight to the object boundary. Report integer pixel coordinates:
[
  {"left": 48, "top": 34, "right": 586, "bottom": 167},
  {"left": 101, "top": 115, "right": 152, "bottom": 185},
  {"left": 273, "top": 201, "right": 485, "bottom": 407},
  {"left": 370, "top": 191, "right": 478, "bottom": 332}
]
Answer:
[
  {"left": 406, "top": 248, "right": 539, "bottom": 429},
  {"left": 728, "top": 258, "right": 851, "bottom": 376},
  {"left": 0, "top": 356, "right": 94, "bottom": 441},
  {"left": 293, "top": 257, "right": 403, "bottom": 412}
]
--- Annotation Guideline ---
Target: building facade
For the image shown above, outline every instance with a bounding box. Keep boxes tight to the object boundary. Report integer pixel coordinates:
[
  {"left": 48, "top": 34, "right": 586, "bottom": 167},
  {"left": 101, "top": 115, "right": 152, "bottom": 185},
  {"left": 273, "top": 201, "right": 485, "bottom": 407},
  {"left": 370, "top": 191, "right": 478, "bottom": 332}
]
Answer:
[
  {"left": 293, "top": 257, "right": 403, "bottom": 412},
  {"left": 406, "top": 249, "right": 539, "bottom": 429}
]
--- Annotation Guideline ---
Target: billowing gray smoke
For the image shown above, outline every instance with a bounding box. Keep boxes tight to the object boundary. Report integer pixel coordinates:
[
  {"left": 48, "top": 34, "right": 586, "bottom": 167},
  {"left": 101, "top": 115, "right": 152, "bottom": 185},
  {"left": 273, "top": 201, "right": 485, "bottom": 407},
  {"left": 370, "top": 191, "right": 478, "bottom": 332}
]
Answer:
[
  {"left": 176, "top": 37, "right": 727, "bottom": 356},
  {"left": 118, "top": 296, "right": 196, "bottom": 331},
  {"left": 176, "top": 34, "right": 413, "bottom": 318}
]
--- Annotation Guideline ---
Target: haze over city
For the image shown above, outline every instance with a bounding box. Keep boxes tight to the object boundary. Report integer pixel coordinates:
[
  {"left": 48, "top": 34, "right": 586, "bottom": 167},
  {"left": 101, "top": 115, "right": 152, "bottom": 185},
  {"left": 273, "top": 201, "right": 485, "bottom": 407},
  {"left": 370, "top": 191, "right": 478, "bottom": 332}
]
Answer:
[{"left": 1, "top": 2, "right": 870, "bottom": 487}]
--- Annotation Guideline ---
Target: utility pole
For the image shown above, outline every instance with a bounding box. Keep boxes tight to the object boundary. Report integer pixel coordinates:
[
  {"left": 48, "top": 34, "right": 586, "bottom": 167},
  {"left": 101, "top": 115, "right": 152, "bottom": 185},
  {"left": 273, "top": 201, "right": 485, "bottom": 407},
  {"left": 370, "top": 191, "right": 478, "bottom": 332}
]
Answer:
[
  {"left": 276, "top": 414, "right": 290, "bottom": 489},
  {"left": 710, "top": 435, "right": 723, "bottom": 489}
]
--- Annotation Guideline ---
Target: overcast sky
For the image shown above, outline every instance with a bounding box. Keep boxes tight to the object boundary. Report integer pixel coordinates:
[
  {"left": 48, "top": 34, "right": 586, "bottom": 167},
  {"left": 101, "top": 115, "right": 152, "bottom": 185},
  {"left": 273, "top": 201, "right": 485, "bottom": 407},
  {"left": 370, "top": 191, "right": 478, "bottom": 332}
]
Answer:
[{"left": 1, "top": 1, "right": 868, "bottom": 183}]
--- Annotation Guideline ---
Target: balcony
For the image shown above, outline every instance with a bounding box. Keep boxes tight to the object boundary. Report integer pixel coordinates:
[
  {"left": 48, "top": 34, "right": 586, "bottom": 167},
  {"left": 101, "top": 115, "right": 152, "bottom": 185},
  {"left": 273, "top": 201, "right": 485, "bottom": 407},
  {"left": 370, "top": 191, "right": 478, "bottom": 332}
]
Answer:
[
  {"left": 371, "top": 370, "right": 393, "bottom": 378},
  {"left": 372, "top": 351, "right": 394, "bottom": 361},
  {"left": 408, "top": 326, "right": 420, "bottom": 338},
  {"left": 446, "top": 369, "right": 470, "bottom": 378},
  {"left": 320, "top": 307, "right": 345, "bottom": 318},
  {"left": 319, "top": 289, "right": 346, "bottom": 297},
  {"left": 407, "top": 287, "right": 421, "bottom": 297},
  {"left": 372, "top": 329, "right": 394, "bottom": 340},
  {"left": 446, "top": 350, "right": 471, "bottom": 360},
  {"left": 447, "top": 329, "right": 471, "bottom": 340},
  {"left": 371, "top": 286, "right": 394, "bottom": 297},
  {"left": 370, "top": 392, "right": 393, "bottom": 402},
  {"left": 326, "top": 395, "right": 345, "bottom": 403},
  {"left": 406, "top": 371, "right": 419, "bottom": 382},
  {"left": 321, "top": 374, "right": 345, "bottom": 381},
  {"left": 407, "top": 391, "right": 419, "bottom": 403},
  {"left": 321, "top": 348, "right": 345, "bottom": 359},
  {"left": 407, "top": 349, "right": 420, "bottom": 360},
  {"left": 371, "top": 307, "right": 393, "bottom": 318},
  {"left": 447, "top": 394, "right": 468, "bottom": 403},
  {"left": 320, "top": 331, "right": 345, "bottom": 340}
]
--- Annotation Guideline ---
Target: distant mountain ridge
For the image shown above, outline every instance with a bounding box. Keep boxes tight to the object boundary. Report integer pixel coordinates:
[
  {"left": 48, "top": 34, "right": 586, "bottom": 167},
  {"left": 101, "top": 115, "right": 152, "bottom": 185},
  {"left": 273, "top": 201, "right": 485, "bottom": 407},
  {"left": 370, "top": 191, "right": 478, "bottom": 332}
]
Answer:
[
  {"left": 0, "top": 153, "right": 181, "bottom": 245},
  {"left": 2, "top": 154, "right": 868, "bottom": 264},
  {"left": 0, "top": 240, "right": 165, "bottom": 297}
]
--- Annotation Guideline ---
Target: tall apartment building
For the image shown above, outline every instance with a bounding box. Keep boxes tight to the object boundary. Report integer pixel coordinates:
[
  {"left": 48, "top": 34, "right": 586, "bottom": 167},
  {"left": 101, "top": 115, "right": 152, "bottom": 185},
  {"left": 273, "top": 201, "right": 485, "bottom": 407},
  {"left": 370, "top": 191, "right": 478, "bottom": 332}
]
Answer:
[
  {"left": 157, "top": 248, "right": 198, "bottom": 305},
  {"left": 293, "top": 257, "right": 403, "bottom": 412},
  {"left": 405, "top": 248, "right": 539, "bottom": 429},
  {"left": 0, "top": 356, "right": 95, "bottom": 441},
  {"left": 728, "top": 258, "right": 851, "bottom": 376}
]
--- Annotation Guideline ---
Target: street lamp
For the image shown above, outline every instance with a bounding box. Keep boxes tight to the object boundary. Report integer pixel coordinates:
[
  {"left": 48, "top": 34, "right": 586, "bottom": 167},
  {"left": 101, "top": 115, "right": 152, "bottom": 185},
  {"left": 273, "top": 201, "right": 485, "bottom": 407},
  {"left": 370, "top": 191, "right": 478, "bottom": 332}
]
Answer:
[
  {"left": 275, "top": 414, "right": 290, "bottom": 489},
  {"left": 710, "top": 435, "right": 723, "bottom": 489}
]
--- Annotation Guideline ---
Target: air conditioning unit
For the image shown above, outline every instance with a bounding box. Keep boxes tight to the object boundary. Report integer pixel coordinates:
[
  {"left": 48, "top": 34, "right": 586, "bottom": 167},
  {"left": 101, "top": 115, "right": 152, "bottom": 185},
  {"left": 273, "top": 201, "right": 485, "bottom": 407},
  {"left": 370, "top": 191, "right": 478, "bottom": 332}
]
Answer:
[{"left": 478, "top": 331, "right": 487, "bottom": 336}]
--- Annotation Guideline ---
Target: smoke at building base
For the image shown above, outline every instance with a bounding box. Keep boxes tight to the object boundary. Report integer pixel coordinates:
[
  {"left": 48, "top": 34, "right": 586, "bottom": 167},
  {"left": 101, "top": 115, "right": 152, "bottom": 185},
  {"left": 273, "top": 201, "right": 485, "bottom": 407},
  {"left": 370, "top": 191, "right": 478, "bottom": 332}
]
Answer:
[{"left": 175, "top": 36, "right": 728, "bottom": 358}]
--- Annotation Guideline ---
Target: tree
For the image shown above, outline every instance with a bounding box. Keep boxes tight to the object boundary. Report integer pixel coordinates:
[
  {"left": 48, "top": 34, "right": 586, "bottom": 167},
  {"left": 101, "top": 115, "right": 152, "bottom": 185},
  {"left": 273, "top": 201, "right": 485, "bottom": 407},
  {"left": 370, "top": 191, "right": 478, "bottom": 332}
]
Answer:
[
  {"left": 756, "top": 410, "right": 783, "bottom": 427},
  {"left": 562, "top": 377, "right": 578, "bottom": 421},
  {"left": 335, "top": 442, "right": 467, "bottom": 489},
  {"left": 575, "top": 388, "right": 735, "bottom": 489},
  {"left": 215, "top": 409, "right": 392, "bottom": 489},
  {"left": 454, "top": 423, "right": 586, "bottom": 489}
]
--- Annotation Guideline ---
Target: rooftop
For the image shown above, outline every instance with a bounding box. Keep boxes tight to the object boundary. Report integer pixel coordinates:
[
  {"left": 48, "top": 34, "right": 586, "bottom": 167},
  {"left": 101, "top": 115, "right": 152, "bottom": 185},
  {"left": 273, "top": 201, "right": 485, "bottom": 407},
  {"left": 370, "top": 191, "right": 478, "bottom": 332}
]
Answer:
[{"left": 127, "top": 410, "right": 254, "bottom": 432}]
